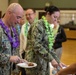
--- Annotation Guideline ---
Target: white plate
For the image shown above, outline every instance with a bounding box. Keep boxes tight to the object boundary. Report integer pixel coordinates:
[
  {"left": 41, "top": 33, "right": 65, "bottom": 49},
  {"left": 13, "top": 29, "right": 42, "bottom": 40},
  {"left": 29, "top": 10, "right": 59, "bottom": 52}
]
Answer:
[{"left": 17, "top": 62, "right": 37, "bottom": 68}]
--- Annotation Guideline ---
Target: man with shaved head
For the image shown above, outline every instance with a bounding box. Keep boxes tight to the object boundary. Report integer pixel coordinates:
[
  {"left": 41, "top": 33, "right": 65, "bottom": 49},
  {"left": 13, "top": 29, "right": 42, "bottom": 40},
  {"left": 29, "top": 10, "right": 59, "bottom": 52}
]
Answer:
[{"left": 0, "top": 3, "right": 24, "bottom": 75}]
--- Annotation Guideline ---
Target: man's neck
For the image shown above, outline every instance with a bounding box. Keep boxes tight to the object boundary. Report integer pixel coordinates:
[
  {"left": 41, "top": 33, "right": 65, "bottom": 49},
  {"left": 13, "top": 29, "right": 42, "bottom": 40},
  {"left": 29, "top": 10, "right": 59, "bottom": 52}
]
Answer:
[{"left": 2, "top": 18, "right": 11, "bottom": 29}]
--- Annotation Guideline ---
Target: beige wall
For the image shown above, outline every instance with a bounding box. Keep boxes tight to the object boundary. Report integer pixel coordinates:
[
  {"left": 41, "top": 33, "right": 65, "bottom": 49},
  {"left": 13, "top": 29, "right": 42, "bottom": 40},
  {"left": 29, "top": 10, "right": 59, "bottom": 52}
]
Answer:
[
  {"left": 0, "top": 0, "right": 19, "bottom": 17},
  {"left": 9, "top": 0, "right": 18, "bottom": 5},
  {"left": 19, "top": 0, "right": 76, "bottom": 9},
  {"left": 0, "top": 0, "right": 8, "bottom": 16}
]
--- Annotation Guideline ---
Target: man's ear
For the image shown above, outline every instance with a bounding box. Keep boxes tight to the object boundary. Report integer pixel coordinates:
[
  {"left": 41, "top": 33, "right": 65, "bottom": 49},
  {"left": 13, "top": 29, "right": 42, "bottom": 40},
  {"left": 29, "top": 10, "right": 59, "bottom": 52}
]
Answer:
[{"left": 8, "top": 11, "right": 12, "bottom": 14}]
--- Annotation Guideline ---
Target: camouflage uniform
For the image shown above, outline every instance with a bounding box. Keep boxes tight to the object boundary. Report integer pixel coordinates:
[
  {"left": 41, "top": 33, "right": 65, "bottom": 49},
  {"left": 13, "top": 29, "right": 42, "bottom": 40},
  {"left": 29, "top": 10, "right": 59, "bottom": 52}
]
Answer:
[
  {"left": 25, "top": 19, "right": 60, "bottom": 75},
  {"left": 0, "top": 23, "right": 19, "bottom": 75}
]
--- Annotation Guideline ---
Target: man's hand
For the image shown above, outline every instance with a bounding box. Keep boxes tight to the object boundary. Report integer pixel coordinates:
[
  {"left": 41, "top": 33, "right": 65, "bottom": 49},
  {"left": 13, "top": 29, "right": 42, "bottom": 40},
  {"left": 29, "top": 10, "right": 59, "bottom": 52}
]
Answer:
[{"left": 10, "top": 56, "right": 23, "bottom": 63}]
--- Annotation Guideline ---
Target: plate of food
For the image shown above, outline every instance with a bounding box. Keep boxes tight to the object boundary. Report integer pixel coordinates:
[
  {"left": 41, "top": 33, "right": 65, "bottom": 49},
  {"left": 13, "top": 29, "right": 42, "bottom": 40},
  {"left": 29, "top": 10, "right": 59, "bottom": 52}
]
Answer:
[{"left": 17, "top": 62, "right": 37, "bottom": 68}]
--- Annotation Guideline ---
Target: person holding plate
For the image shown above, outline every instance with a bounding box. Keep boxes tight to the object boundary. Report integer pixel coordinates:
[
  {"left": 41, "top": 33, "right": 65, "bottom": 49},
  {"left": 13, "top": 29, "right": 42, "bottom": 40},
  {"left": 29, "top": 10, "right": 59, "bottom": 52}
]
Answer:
[
  {"left": 25, "top": 5, "right": 64, "bottom": 75},
  {"left": 0, "top": 3, "right": 24, "bottom": 75}
]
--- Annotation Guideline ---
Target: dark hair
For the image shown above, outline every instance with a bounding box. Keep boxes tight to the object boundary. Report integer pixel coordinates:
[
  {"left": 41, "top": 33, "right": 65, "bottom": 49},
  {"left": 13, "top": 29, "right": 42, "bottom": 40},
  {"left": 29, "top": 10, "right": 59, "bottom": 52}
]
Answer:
[{"left": 44, "top": 5, "right": 60, "bottom": 15}]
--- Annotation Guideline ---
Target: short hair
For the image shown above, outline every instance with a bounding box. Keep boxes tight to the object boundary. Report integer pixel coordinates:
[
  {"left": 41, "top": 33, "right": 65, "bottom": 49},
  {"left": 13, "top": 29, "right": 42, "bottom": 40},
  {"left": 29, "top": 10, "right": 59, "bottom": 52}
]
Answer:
[
  {"left": 6, "top": 3, "right": 23, "bottom": 13},
  {"left": 44, "top": 5, "right": 60, "bottom": 15}
]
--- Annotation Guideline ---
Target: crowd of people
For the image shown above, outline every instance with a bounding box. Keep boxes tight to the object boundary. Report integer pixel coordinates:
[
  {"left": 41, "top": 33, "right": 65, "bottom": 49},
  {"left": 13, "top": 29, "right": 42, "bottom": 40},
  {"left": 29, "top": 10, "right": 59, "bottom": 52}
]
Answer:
[{"left": 0, "top": 2, "right": 75, "bottom": 75}]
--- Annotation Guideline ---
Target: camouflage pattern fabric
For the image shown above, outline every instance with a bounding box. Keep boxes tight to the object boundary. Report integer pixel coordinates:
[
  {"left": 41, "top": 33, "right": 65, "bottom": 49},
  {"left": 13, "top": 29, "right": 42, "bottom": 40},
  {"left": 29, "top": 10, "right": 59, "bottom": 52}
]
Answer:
[
  {"left": 25, "top": 19, "right": 60, "bottom": 75},
  {"left": 0, "top": 25, "right": 19, "bottom": 75}
]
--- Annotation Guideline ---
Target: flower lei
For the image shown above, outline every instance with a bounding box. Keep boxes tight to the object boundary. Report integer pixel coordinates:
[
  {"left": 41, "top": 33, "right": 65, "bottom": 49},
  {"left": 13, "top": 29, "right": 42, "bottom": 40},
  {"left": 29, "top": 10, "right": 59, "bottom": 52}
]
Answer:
[
  {"left": 24, "top": 22, "right": 29, "bottom": 36},
  {"left": 0, "top": 19, "right": 19, "bottom": 48},
  {"left": 42, "top": 16, "right": 55, "bottom": 50},
  {"left": 24, "top": 18, "right": 38, "bottom": 36}
]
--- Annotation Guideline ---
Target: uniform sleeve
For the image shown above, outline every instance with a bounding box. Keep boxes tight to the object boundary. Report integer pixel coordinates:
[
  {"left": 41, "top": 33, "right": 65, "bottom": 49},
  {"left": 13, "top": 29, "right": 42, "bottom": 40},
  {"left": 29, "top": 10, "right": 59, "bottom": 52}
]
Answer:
[
  {"left": 50, "top": 50, "right": 60, "bottom": 63},
  {"left": 0, "top": 53, "right": 10, "bottom": 65},
  {"left": 29, "top": 22, "right": 55, "bottom": 62},
  {"left": 0, "top": 31, "right": 10, "bottom": 65}
]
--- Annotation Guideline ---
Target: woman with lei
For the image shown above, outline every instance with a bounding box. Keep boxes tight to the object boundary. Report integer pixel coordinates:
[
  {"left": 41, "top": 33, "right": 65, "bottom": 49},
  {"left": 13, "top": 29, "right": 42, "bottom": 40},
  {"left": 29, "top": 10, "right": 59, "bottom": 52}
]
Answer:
[{"left": 25, "top": 5, "right": 64, "bottom": 75}]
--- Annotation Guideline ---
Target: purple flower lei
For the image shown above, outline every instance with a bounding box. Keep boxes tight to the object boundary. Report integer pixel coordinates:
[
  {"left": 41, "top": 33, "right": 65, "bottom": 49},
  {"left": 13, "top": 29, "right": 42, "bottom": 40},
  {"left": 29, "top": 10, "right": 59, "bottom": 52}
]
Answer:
[{"left": 0, "top": 19, "right": 19, "bottom": 48}]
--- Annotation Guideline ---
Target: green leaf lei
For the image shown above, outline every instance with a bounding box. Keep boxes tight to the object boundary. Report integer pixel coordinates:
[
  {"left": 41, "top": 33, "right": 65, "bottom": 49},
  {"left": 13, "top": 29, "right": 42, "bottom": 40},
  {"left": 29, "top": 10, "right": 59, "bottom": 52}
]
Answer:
[
  {"left": 24, "top": 22, "right": 29, "bottom": 36},
  {"left": 42, "top": 16, "right": 55, "bottom": 50},
  {"left": 24, "top": 18, "right": 38, "bottom": 36}
]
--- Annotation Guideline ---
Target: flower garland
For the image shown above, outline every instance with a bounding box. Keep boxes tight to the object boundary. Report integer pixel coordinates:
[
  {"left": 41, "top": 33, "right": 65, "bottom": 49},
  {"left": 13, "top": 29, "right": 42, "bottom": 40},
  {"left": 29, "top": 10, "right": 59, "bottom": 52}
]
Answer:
[
  {"left": 24, "top": 18, "right": 38, "bottom": 36},
  {"left": 24, "top": 22, "right": 29, "bottom": 36},
  {"left": 42, "top": 16, "right": 55, "bottom": 50},
  {"left": 0, "top": 19, "right": 19, "bottom": 48}
]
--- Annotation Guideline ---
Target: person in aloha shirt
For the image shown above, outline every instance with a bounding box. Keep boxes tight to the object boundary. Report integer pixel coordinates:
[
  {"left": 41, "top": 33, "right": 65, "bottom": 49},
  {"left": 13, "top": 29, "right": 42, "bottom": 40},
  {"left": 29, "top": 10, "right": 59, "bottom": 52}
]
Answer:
[
  {"left": 0, "top": 3, "right": 24, "bottom": 75},
  {"left": 19, "top": 8, "right": 37, "bottom": 58},
  {"left": 25, "top": 5, "right": 65, "bottom": 75}
]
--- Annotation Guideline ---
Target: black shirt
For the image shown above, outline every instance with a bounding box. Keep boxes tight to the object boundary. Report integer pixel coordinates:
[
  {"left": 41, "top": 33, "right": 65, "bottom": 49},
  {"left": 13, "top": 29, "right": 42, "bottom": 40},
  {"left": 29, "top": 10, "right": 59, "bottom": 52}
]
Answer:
[{"left": 53, "top": 26, "right": 67, "bottom": 49}]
